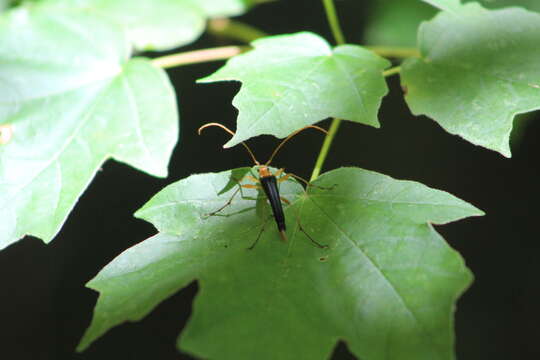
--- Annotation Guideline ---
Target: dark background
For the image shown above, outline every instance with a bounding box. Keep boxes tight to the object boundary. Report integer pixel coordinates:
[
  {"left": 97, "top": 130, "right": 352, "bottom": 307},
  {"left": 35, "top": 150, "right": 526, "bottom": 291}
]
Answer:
[{"left": 1, "top": 1, "right": 539, "bottom": 359}]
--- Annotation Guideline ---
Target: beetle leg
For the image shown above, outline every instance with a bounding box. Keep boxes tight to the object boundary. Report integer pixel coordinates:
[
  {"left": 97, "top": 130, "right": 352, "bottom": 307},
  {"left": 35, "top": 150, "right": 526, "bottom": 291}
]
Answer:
[
  {"left": 244, "top": 175, "right": 260, "bottom": 183},
  {"left": 204, "top": 187, "right": 241, "bottom": 217},
  {"left": 277, "top": 173, "right": 291, "bottom": 183},
  {"left": 241, "top": 184, "right": 261, "bottom": 189},
  {"left": 275, "top": 169, "right": 331, "bottom": 190},
  {"left": 297, "top": 222, "right": 328, "bottom": 249},
  {"left": 247, "top": 215, "right": 272, "bottom": 250},
  {"left": 298, "top": 223, "right": 328, "bottom": 249},
  {"left": 205, "top": 176, "right": 259, "bottom": 217},
  {"left": 286, "top": 172, "right": 336, "bottom": 190},
  {"left": 292, "top": 208, "right": 328, "bottom": 249}
]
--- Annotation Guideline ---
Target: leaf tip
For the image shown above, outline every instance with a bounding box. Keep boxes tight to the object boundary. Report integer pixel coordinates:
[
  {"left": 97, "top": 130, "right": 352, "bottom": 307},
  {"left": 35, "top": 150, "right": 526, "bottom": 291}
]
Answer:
[
  {"left": 75, "top": 330, "right": 94, "bottom": 354},
  {"left": 500, "top": 148, "right": 512, "bottom": 158},
  {"left": 223, "top": 137, "right": 240, "bottom": 149},
  {"left": 467, "top": 204, "right": 486, "bottom": 218},
  {"left": 195, "top": 77, "right": 209, "bottom": 84}
]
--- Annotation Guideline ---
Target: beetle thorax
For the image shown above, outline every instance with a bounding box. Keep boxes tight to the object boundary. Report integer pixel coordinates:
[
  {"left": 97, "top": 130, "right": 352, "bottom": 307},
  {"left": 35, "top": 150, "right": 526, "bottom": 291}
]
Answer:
[{"left": 258, "top": 166, "right": 272, "bottom": 178}]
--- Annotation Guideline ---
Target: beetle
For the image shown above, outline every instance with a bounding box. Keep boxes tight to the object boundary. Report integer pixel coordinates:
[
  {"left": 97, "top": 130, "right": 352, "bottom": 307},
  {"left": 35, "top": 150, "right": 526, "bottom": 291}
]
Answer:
[{"left": 198, "top": 122, "right": 329, "bottom": 249}]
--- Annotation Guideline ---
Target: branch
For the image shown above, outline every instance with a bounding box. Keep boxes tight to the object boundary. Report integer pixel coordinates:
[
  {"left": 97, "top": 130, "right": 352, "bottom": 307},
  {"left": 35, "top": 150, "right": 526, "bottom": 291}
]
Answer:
[{"left": 151, "top": 46, "right": 246, "bottom": 69}]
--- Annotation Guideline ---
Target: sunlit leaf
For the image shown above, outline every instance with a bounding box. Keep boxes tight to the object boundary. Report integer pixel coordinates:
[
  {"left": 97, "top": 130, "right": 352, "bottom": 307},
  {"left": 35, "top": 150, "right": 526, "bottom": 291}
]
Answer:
[
  {"left": 43, "top": 0, "right": 251, "bottom": 51},
  {"left": 198, "top": 0, "right": 252, "bottom": 17},
  {"left": 79, "top": 167, "right": 482, "bottom": 359},
  {"left": 479, "top": 0, "right": 540, "bottom": 12},
  {"left": 364, "top": 0, "right": 540, "bottom": 48},
  {"left": 364, "top": 0, "right": 435, "bottom": 47},
  {"left": 199, "top": 32, "right": 390, "bottom": 147},
  {"left": 421, "top": 0, "right": 461, "bottom": 12},
  {"left": 0, "top": 5, "right": 178, "bottom": 249},
  {"left": 401, "top": 3, "right": 540, "bottom": 157}
]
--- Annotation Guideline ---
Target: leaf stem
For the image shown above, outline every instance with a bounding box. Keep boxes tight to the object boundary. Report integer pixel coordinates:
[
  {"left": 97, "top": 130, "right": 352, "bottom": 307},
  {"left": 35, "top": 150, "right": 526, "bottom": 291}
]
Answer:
[
  {"left": 383, "top": 66, "right": 401, "bottom": 77},
  {"left": 151, "top": 46, "right": 246, "bottom": 69},
  {"left": 310, "top": 0, "right": 346, "bottom": 182},
  {"left": 310, "top": 67, "right": 401, "bottom": 181},
  {"left": 310, "top": 118, "right": 342, "bottom": 182},
  {"left": 322, "top": 0, "right": 345, "bottom": 45},
  {"left": 208, "top": 18, "right": 268, "bottom": 44},
  {"left": 366, "top": 46, "right": 420, "bottom": 59}
]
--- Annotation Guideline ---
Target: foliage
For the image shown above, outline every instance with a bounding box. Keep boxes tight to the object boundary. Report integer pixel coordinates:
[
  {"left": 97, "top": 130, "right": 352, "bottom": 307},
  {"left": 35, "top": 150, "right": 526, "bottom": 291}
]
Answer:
[
  {"left": 2, "top": 0, "right": 535, "bottom": 358},
  {"left": 42, "top": 0, "right": 251, "bottom": 51},
  {"left": 402, "top": 3, "right": 540, "bottom": 156},
  {"left": 364, "top": 0, "right": 435, "bottom": 47},
  {"left": 0, "top": 4, "right": 177, "bottom": 249},
  {"left": 365, "top": 0, "right": 540, "bottom": 47},
  {"left": 199, "top": 32, "right": 390, "bottom": 147},
  {"left": 79, "top": 167, "right": 481, "bottom": 359}
]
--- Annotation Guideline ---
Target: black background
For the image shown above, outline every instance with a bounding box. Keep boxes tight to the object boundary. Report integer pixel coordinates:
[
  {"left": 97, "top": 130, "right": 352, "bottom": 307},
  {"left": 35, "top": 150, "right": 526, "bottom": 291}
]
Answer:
[{"left": 1, "top": 1, "right": 539, "bottom": 359}]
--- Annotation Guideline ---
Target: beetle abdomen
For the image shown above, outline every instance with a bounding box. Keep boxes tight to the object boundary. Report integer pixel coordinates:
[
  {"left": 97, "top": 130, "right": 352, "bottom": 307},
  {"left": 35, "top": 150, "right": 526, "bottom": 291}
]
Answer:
[{"left": 260, "top": 175, "right": 286, "bottom": 235}]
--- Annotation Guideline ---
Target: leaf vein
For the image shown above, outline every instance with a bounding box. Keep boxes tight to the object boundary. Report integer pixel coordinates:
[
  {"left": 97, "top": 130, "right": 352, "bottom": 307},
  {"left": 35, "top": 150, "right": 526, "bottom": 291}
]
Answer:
[
  {"left": 308, "top": 196, "right": 445, "bottom": 355},
  {"left": 241, "top": 56, "right": 329, "bottom": 134}
]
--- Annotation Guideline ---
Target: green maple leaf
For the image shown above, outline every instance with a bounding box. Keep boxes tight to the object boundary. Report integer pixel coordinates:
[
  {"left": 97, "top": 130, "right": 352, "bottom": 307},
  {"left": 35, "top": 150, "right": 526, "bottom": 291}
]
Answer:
[
  {"left": 199, "top": 32, "right": 391, "bottom": 148},
  {"left": 401, "top": 3, "right": 540, "bottom": 157},
  {"left": 365, "top": 0, "right": 540, "bottom": 48},
  {"left": 42, "top": 0, "right": 252, "bottom": 51},
  {"left": 485, "top": 0, "right": 540, "bottom": 11},
  {"left": 198, "top": 0, "right": 251, "bottom": 17},
  {"left": 421, "top": 0, "right": 461, "bottom": 12},
  {"left": 364, "top": 0, "right": 435, "bottom": 47},
  {"left": 0, "top": 5, "right": 178, "bottom": 249},
  {"left": 79, "top": 167, "right": 482, "bottom": 360}
]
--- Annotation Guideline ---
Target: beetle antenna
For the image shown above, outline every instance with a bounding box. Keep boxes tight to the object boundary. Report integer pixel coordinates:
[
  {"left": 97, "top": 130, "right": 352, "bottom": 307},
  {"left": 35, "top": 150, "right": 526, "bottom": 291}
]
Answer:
[
  {"left": 198, "top": 122, "right": 260, "bottom": 165},
  {"left": 264, "top": 125, "right": 328, "bottom": 166}
]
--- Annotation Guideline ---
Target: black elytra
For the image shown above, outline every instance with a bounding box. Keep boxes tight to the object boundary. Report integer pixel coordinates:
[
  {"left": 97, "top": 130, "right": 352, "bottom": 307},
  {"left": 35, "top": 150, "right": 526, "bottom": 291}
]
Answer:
[{"left": 259, "top": 174, "right": 287, "bottom": 241}]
